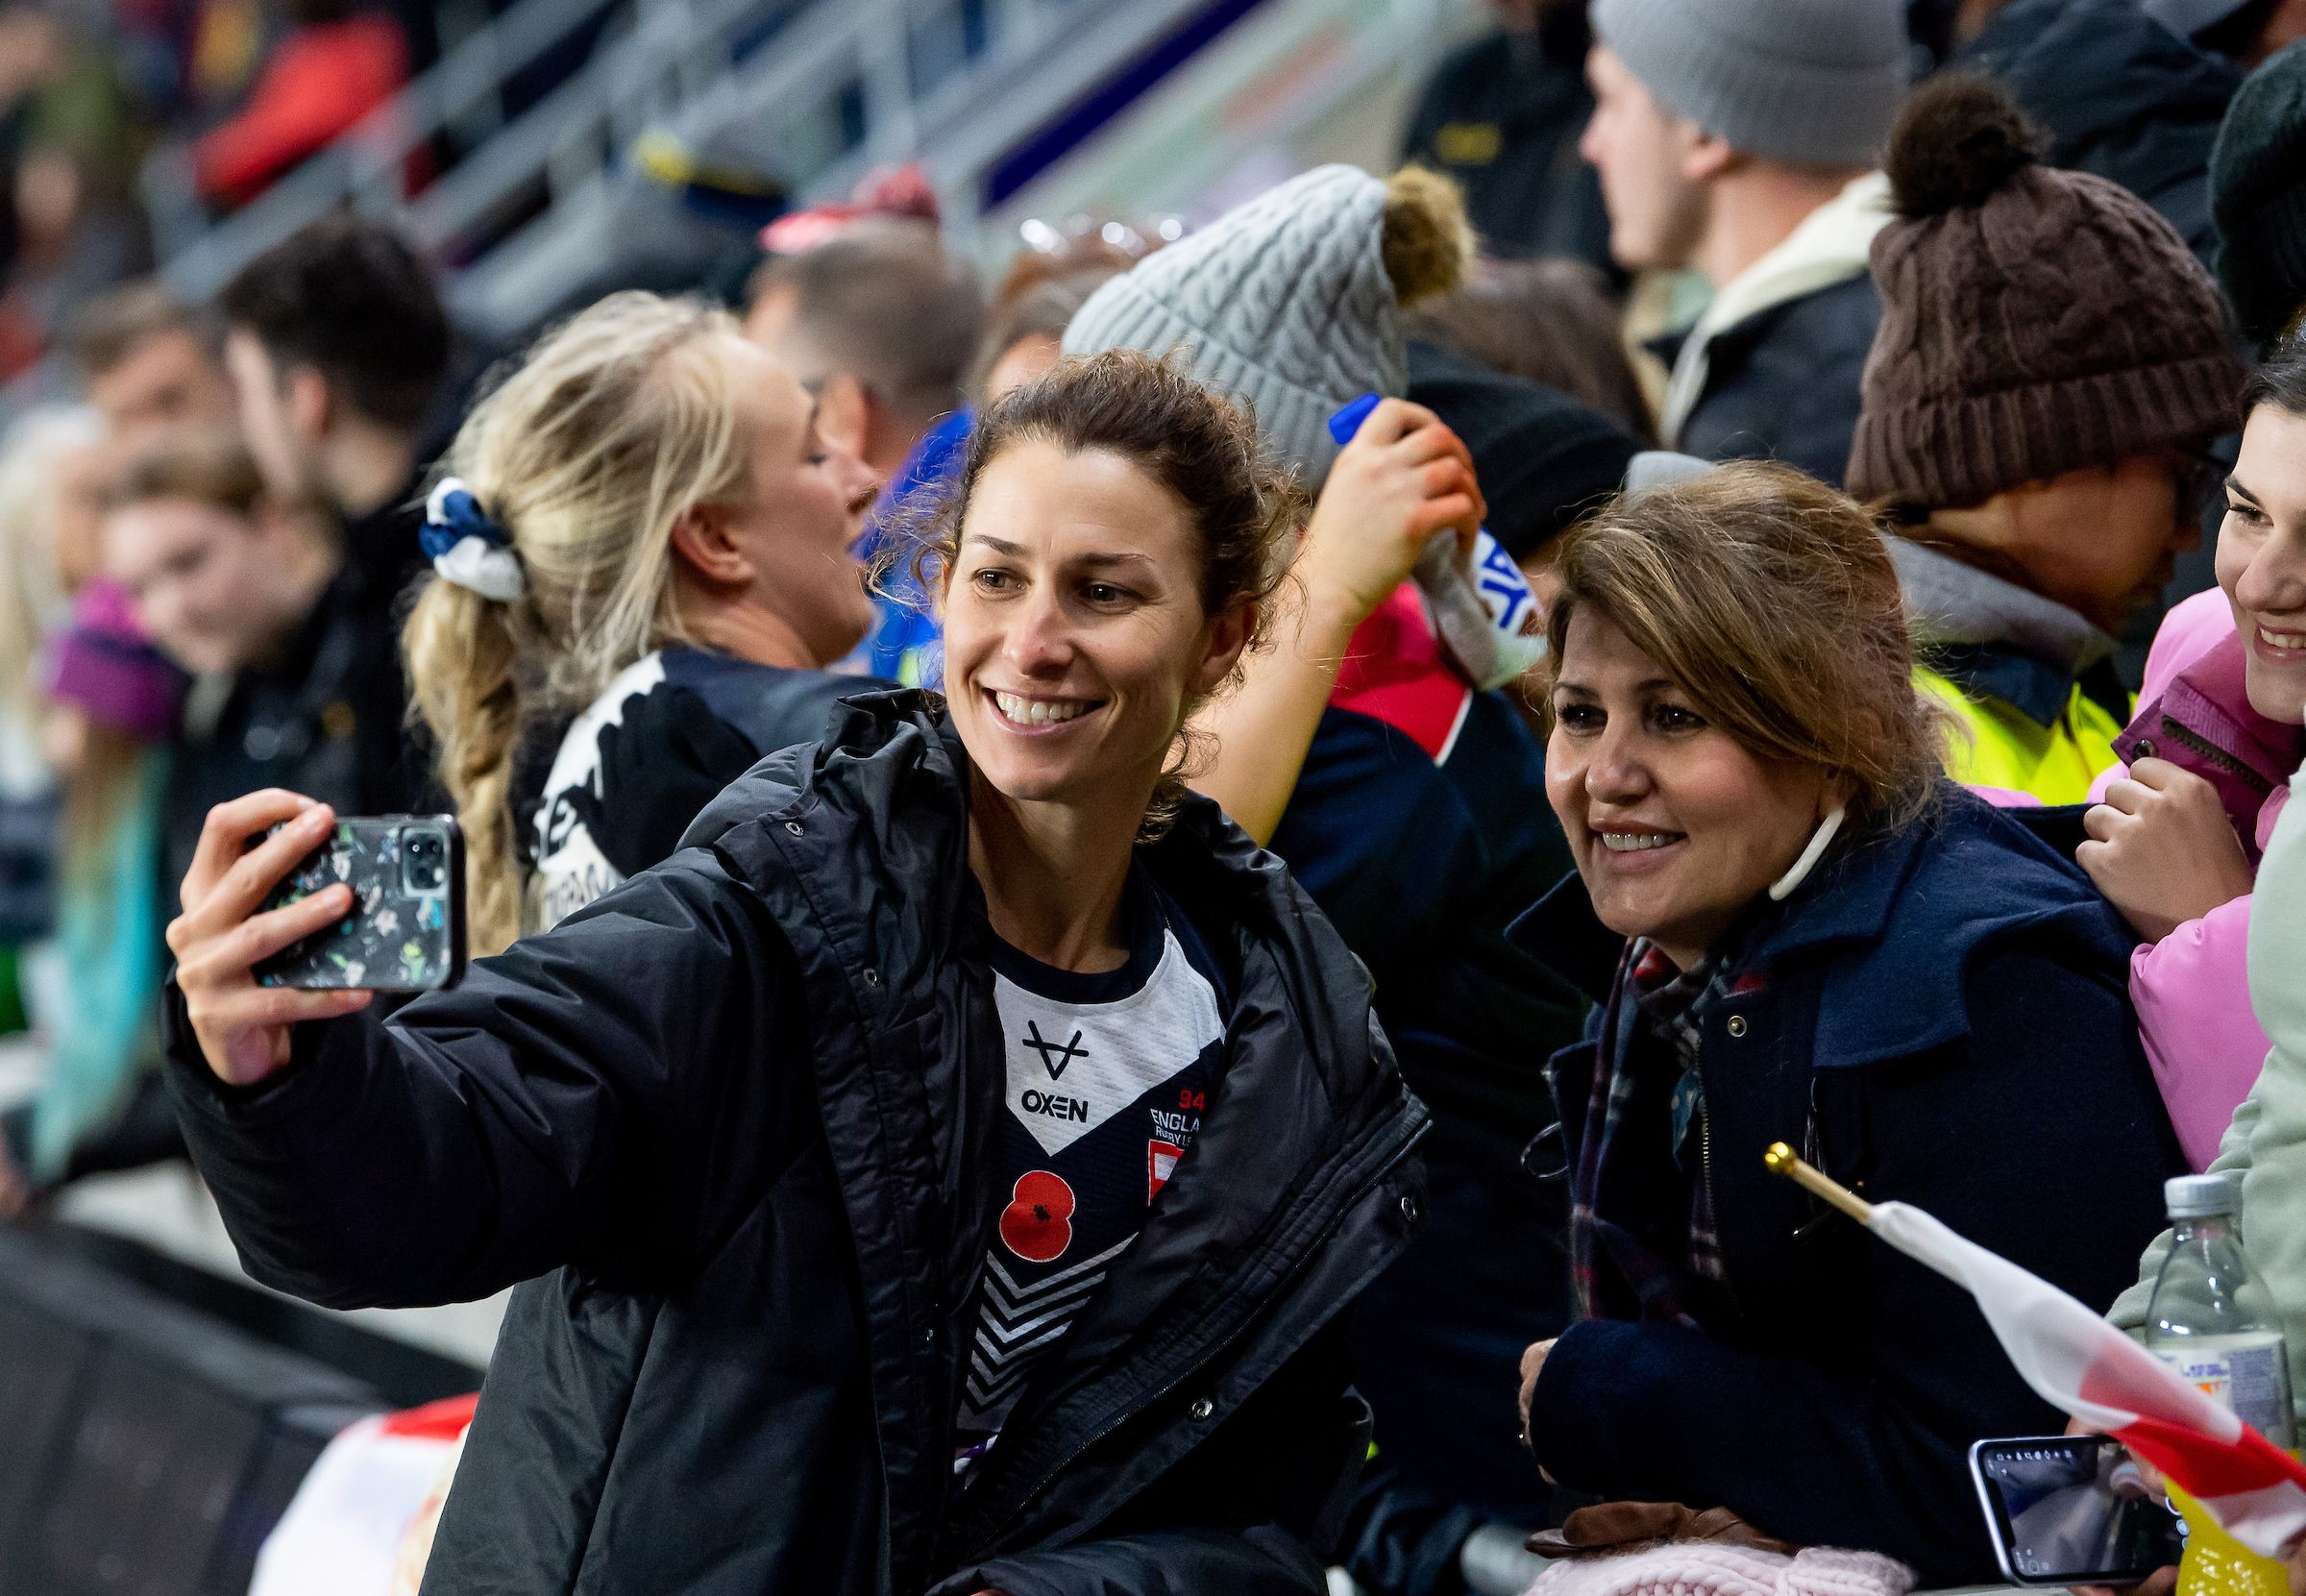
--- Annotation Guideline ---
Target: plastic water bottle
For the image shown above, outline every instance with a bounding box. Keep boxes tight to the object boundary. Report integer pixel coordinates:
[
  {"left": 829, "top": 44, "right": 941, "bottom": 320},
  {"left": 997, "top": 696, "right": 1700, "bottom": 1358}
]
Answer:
[
  {"left": 1327, "top": 394, "right": 1548, "bottom": 691},
  {"left": 2146, "top": 1174, "right": 2296, "bottom": 1596}
]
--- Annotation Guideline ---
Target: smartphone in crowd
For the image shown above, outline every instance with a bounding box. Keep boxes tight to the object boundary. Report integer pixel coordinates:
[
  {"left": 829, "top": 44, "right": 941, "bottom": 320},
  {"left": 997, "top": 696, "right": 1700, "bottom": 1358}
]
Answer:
[
  {"left": 1972, "top": 1435, "right": 2187, "bottom": 1587},
  {"left": 253, "top": 815, "right": 466, "bottom": 993}
]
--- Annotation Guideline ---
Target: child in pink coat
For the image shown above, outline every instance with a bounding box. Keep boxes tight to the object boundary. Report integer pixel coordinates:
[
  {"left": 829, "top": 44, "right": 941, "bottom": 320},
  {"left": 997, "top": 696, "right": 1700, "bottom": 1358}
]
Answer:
[{"left": 2079, "top": 344, "right": 2306, "bottom": 1170}]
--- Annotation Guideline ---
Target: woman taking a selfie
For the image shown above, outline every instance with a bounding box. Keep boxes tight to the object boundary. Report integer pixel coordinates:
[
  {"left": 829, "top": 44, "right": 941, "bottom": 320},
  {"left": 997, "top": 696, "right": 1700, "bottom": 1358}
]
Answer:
[
  {"left": 162, "top": 351, "right": 1427, "bottom": 1596},
  {"left": 1510, "top": 462, "right": 2181, "bottom": 1583}
]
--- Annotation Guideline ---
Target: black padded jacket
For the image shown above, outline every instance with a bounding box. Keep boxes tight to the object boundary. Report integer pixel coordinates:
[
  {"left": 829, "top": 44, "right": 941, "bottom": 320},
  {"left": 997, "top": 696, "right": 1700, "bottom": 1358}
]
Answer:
[{"left": 166, "top": 692, "right": 1429, "bottom": 1596}]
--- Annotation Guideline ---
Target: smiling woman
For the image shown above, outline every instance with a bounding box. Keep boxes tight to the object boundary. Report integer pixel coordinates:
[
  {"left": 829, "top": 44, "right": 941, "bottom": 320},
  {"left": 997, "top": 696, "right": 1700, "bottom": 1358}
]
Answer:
[
  {"left": 399, "top": 291, "right": 886, "bottom": 951},
  {"left": 160, "top": 347, "right": 1420, "bottom": 1596},
  {"left": 895, "top": 347, "right": 1301, "bottom": 858},
  {"left": 1511, "top": 461, "right": 2184, "bottom": 1583}
]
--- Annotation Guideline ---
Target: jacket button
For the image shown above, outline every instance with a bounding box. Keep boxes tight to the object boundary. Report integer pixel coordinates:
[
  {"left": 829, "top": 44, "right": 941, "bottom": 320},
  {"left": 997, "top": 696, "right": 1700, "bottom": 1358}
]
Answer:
[
  {"left": 1399, "top": 1192, "right": 1421, "bottom": 1225},
  {"left": 784, "top": 820, "right": 804, "bottom": 836},
  {"left": 1726, "top": 1015, "right": 1749, "bottom": 1039},
  {"left": 1188, "top": 1397, "right": 1214, "bottom": 1422},
  {"left": 2134, "top": 738, "right": 2157, "bottom": 760},
  {"left": 862, "top": 969, "right": 880, "bottom": 986}
]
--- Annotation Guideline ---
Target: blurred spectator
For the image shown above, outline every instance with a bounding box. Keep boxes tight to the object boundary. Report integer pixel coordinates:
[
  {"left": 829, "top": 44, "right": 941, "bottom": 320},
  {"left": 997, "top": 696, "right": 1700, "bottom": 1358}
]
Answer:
[
  {"left": 1406, "top": 255, "right": 1653, "bottom": 439},
  {"left": 0, "top": 406, "right": 94, "bottom": 1210},
  {"left": 967, "top": 220, "right": 1165, "bottom": 406},
  {"left": 1849, "top": 77, "right": 2243, "bottom": 804},
  {"left": 399, "top": 292, "right": 882, "bottom": 951},
  {"left": 1514, "top": 461, "right": 2180, "bottom": 1583},
  {"left": 218, "top": 214, "right": 450, "bottom": 611},
  {"left": 1582, "top": 0, "right": 1903, "bottom": 486},
  {"left": 969, "top": 266, "right": 1122, "bottom": 406},
  {"left": 0, "top": 575, "right": 183, "bottom": 1213},
  {"left": 990, "top": 214, "right": 1158, "bottom": 308},
  {"left": 0, "top": 0, "right": 145, "bottom": 375},
  {"left": 1955, "top": 0, "right": 2238, "bottom": 265},
  {"left": 0, "top": 405, "right": 89, "bottom": 761},
  {"left": 2073, "top": 344, "right": 2306, "bottom": 1172},
  {"left": 2150, "top": 0, "right": 2306, "bottom": 69},
  {"left": 1067, "top": 163, "right": 1590, "bottom": 1596},
  {"left": 0, "top": 411, "right": 191, "bottom": 1213},
  {"left": 106, "top": 429, "right": 415, "bottom": 911},
  {"left": 745, "top": 218, "right": 980, "bottom": 482},
  {"left": 747, "top": 217, "right": 980, "bottom": 684},
  {"left": 2212, "top": 39, "right": 2306, "bottom": 348},
  {"left": 65, "top": 282, "right": 233, "bottom": 445},
  {"left": 192, "top": 0, "right": 405, "bottom": 211},
  {"left": 1402, "top": 0, "right": 1611, "bottom": 268}
]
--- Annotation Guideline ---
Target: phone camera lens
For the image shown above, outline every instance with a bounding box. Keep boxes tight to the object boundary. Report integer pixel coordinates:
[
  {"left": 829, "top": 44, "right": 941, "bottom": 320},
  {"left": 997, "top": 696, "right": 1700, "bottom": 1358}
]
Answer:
[{"left": 403, "top": 827, "right": 448, "bottom": 894}]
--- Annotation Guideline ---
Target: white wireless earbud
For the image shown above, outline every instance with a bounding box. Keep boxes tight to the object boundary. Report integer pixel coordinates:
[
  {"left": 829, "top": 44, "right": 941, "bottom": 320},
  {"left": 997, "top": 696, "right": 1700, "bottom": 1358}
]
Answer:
[{"left": 1768, "top": 803, "right": 1848, "bottom": 902}]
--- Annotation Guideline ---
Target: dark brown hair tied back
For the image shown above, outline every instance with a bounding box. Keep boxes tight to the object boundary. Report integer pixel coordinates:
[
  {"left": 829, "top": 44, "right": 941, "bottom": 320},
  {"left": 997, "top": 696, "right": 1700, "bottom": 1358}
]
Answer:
[
  {"left": 885, "top": 347, "right": 1307, "bottom": 833},
  {"left": 1538, "top": 461, "right": 1948, "bottom": 837}
]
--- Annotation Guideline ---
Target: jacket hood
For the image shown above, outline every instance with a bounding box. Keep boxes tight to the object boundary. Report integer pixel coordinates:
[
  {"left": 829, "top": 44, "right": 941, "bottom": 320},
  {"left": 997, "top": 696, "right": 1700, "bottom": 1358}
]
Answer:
[
  {"left": 1889, "top": 534, "right": 2117, "bottom": 675},
  {"left": 1964, "top": 0, "right": 2238, "bottom": 170}
]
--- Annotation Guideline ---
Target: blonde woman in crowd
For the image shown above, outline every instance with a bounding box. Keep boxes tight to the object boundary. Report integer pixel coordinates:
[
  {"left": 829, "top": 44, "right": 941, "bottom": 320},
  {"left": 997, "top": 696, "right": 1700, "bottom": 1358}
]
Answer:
[{"left": 400, "top": 290, "right": 882, "bottom": 952}]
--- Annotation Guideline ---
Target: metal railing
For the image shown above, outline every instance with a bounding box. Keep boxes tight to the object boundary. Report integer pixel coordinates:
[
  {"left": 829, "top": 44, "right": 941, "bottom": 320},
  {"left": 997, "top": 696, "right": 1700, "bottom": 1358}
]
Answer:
[
  {"left": 452, "top": 0, "right": 1231, "bottom": 336},
  {"left": 130, "top": 0, "right": 1470, "bottom": 345},
  {"left": 142, "top": 0, "right": 822, "bottom": 306}
]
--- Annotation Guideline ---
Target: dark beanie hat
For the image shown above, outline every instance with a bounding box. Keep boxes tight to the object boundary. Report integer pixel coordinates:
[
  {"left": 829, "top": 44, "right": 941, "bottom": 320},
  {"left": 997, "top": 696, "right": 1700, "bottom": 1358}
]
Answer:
[
  {"left": 1405, "top": 340, "right": 1637, "bottom": 561},
  {"left": 2212, "top": 39, "right": 2306, "bottom": 347},
  {"left": 1848, "top": 75, "right": 2244, "bottom": 509}
]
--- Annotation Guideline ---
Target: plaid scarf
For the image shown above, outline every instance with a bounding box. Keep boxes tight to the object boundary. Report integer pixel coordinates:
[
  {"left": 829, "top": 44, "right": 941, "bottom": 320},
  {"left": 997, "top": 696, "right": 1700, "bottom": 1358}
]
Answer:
[{"left": 1564, "top": 938, "right": 1763, "bottom": 1328}]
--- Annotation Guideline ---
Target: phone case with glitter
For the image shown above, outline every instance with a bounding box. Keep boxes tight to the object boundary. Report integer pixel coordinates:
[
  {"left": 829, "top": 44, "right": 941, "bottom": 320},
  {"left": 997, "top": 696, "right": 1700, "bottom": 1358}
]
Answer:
[{"left": 253, "top": 815, "right": 465, "bottom": 991}]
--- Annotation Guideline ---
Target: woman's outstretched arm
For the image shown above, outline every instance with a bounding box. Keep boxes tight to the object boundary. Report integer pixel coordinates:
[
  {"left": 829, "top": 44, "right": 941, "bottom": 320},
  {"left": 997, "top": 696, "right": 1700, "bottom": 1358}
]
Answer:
[{"left": 166, "top": 789, "right": 802, "bottom": 1309}]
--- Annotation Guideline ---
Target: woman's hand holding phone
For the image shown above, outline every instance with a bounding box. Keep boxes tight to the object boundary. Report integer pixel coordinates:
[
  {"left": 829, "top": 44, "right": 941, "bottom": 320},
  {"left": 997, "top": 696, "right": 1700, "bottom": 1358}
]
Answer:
[
  {"left": 2060, "top": 1414, "right": 2176, "bottom": 1596},
  {"left": 168, "top": 788, "right": 375, "bottom": 1087}
]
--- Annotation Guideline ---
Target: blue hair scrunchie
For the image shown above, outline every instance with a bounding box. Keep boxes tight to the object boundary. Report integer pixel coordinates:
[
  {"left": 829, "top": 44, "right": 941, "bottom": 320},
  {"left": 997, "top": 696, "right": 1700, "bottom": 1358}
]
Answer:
[{"left": 422, "top": 478, "right": 526, "bottom": 602}]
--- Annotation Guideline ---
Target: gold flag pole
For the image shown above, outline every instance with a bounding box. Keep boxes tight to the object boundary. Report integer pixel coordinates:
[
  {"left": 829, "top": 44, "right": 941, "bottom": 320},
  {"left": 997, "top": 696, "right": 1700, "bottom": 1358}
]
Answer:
[{"left": 1763, "top": 1142, "right": 1877, "bottom": 1226}]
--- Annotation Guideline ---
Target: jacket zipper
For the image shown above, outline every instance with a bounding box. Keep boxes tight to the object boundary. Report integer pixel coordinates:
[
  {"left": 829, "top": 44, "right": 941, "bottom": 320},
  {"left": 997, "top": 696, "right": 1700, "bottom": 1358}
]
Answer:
[
  {"left": 2161, "top": 715, "right": 2276, "bottom": 798},
  {"left": 962, "top": 1092, "right": 1428, "bottom": 1546},
  {"left": 1697, "top": 1100, "right": 1744, "bottom": 1317}
]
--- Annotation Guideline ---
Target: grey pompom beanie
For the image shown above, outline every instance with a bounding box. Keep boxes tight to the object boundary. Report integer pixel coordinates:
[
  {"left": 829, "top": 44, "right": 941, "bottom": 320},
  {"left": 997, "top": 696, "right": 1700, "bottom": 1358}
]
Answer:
[
  {"left": 1060, "top": 164, "right": 1403, "bottom": 483},
  {"left": 1590, "top": 0, "right": 1908, "bottom": 167}
]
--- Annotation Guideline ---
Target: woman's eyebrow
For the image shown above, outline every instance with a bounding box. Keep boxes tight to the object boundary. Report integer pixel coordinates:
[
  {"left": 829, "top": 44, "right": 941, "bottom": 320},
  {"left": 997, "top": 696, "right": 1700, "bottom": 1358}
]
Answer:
[{"left": 2228, "top": 475, "right": 2263, "bottom": 508}]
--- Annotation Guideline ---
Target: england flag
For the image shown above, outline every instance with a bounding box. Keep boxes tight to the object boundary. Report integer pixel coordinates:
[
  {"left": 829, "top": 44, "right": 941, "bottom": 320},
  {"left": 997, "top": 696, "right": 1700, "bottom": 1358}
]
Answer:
[{"left": 1869, "top": 1199, "right": 2306, "bottom": 1559}]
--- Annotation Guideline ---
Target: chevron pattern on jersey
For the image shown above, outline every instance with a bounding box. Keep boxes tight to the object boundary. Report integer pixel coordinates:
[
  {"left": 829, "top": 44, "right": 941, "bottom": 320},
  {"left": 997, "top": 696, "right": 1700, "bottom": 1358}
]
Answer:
[{"left": 961, "top": 1238, "right": 1132, "bottom": 1422}]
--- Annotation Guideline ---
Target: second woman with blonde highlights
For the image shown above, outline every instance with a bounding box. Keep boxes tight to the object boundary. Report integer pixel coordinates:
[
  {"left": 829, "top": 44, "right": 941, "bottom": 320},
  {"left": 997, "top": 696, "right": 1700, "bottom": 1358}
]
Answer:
[{"left": 400, "top": 289, "right": 882, "bottom": 952}]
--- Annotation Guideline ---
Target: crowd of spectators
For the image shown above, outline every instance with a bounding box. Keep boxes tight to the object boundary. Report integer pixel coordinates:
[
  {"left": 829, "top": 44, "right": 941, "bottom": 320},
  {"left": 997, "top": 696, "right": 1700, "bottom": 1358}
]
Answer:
[{"left": 3, "top": 1, "right": 2306, "bottom": 1595}]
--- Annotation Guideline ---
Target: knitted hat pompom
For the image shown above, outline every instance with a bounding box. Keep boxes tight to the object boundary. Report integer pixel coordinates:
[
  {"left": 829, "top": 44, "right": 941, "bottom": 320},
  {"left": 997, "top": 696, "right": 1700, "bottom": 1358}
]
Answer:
[
  {"left": 1849, "top": 70, "right": 2243, "bottom": 511},
  {"left": 1883, "top": 74, "right": 2048, "bottom": 223},
  {"left": 1380, "top": 167, "right": 1472, "bottom": 307}
]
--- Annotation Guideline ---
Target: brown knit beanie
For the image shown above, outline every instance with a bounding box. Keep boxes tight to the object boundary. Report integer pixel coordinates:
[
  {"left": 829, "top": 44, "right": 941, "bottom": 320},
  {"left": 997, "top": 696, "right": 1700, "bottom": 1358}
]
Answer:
[{"left": 1847, "top": 75, "right": 2243, "bottom": 509}]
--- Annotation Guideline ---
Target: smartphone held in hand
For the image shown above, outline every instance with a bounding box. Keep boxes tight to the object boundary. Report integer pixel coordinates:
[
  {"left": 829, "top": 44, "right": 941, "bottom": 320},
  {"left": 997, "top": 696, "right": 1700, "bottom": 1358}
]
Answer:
[
  {"left": 1972, "top": 1435, "right": 2186, "bottom": 1586},
  {"left": 253, "top": 815, "right": 466, "bottom": 992}
]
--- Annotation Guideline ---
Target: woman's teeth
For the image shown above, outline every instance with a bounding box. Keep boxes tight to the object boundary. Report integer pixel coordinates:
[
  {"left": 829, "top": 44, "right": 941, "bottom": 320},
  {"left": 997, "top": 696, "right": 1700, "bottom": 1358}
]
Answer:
[
  {"left": 2260, "top": 625, "right": 2306, "bottom": 651},
  {"left": 994, "top": 692, "right": 1089, "bottom": 725},
  {"left": 1600, "top": 832, "right": 1677, "bottom": 853}
]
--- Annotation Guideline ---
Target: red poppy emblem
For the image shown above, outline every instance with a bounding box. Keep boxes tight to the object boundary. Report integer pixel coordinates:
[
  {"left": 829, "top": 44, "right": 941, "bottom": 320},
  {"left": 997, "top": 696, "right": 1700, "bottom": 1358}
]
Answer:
[{"left": 999, "top": 1170, "right": 1076, "bottom": 1263}]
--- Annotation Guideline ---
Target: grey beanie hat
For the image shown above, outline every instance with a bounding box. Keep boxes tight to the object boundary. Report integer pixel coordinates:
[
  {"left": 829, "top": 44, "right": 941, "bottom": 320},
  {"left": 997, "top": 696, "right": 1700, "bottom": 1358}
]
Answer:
[
  {"left": 1590, "top": 0, "right": 1908, "bottom": 167},
  {"left": 1061, "top": 164, "right": 1406, "bottom": 482}
]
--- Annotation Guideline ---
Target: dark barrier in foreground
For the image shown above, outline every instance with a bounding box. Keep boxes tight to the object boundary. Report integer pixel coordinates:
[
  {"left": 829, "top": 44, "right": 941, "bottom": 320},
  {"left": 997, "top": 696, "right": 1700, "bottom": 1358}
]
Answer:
[{"left": 0, "top": 1222, "right": 477, "bottom": 1596}]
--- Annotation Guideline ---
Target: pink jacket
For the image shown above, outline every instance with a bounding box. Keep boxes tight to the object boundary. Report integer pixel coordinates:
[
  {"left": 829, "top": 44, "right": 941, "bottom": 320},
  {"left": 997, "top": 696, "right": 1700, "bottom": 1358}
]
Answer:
[{"left": 2093, "top": 591, "right": 2296, "bottom": 1171}]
